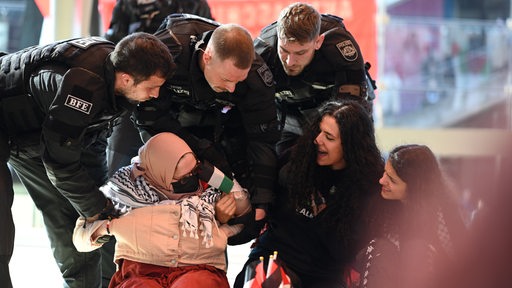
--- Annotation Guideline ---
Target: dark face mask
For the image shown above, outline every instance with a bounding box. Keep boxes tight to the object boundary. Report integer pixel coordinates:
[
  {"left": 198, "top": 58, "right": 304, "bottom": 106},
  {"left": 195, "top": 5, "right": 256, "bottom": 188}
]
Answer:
[{"left": 171, "top": 174, "right": 200, "bottom": 193}]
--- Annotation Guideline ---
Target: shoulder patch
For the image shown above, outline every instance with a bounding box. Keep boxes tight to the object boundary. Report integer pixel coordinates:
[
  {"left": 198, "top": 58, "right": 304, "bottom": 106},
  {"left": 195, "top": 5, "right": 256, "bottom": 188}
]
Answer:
[
  {"left": 257, "top": 63, "right": 273, "bottom": 87},
  {"left": 65, "top": 95, "right": 93, "bottom": 114},
  {"left": 64, "top": 85, "right": 93, "bottom": 114},
  {"left": 68, "top": 37, "right": 111, "bottom": 49},
  {"left": 336, "top": 40, "right": 358, "bottom": 62}
]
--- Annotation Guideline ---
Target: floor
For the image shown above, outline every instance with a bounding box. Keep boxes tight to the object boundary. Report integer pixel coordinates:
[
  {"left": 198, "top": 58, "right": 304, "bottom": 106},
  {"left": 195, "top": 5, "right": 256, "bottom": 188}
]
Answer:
[{"left": 10, "top": 189, "right": 252, "bottom": 287}]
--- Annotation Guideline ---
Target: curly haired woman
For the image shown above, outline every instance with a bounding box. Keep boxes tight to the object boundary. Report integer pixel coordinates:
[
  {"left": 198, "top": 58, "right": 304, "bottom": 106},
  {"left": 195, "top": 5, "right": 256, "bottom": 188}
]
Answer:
[{"left": 234, "top": 100, "right": 384, "bottom": 288}]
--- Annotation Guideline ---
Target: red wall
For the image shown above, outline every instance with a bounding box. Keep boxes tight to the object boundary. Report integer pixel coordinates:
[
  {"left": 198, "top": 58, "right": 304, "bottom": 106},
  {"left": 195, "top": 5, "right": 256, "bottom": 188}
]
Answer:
[
  {"left": 97, "top": 0, "right": 377, "bottom": 75},
  {"left": 208, "top": 0, "right": 377, "bottom": 75}
]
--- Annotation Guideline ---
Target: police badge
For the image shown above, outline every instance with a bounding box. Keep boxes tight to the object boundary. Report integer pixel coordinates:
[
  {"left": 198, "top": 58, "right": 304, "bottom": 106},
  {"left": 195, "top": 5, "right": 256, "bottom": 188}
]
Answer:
[
  {"left": 336, "top": 40, "right": 358, "bottom": 62},
  {"left": 257, "top": 63, "right": 274, "bottom": 87}
]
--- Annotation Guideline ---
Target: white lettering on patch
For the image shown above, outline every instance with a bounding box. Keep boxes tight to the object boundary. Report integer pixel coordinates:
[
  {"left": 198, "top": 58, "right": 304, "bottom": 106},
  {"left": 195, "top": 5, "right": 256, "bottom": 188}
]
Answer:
[
  {"left": 65, "top": 95, "right": 92, "bottom": 114},
  {"left": 169, "top": 85, "right": 190, "bottom": 96},
  {"left": 69, "top": 37, "right": 108, "bottom": 49}
]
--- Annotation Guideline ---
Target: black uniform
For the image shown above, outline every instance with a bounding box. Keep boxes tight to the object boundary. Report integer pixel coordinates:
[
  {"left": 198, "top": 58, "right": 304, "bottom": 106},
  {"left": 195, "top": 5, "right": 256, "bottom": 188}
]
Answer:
[
  {"left": 254, "top": 14, "right": 375, "bottom": 158},
  {"left": 105, "top": 0, "right": 213, "bottom": 43},
  {"left": 234, "top": 165, "right": 364, "bottom": 288},
  {"left": 135, "top": 14, "right": 280, "bottom": 230},
  {"left": 105, "top": 0, "right": 214, "bottom": 178},
  {"left": 0, "top": 37, "right": 128, "bottom": 288}
]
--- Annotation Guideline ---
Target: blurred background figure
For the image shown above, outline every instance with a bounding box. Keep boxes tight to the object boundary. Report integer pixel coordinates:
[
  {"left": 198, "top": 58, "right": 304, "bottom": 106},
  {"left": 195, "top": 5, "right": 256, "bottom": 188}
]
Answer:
[
  {"left": 0, "top": 0, "right": 43, "bottom": 52},
  {"left": 437, "top": 155, "right": 512, "bottom": 288},
  {"left": 377, "top": 66, "right": 402, "bottom": 118},
  {"left": 105, "top": 0, "right": 213, "bottom": 43}
]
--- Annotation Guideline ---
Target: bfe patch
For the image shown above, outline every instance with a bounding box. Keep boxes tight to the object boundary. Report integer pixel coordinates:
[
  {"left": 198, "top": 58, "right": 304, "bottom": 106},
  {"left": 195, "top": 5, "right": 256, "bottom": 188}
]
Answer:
[
  {"left": 68, "top": 37, "right": 111, "bottom": 49},
  {"left": 65, "top": 85, "right": 93, "bottom": 114}
]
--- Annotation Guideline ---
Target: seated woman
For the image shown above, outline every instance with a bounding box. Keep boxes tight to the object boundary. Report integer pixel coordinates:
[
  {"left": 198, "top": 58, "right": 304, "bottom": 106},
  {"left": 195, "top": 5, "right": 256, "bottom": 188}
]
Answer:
[
  {"left": 73, "top": 132, "right": 250, "bottom": 288},
  {"left": 358, "top": 144, "right": 467, "bottom": 288},
  {"left": 234, "top": 99, "right": 384, "bottom": 288}
]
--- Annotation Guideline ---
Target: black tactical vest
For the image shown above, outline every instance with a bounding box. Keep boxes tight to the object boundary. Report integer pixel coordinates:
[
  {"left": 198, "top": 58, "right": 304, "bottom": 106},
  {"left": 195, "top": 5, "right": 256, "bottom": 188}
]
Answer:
[
  {"left": 0, "top": 37, "right": 116, "bottom": 140},
  {"left": 154, "top": 13, "right": 219, "bottom": 61},
  {"left": 0, "top": 37, "right": 114, "bottom": 98}
]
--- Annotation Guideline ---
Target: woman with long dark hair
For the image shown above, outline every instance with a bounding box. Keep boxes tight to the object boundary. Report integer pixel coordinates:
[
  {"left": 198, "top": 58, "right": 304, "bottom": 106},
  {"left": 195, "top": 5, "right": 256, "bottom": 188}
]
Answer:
[
  {"left": 234, "top": 100, "right": 384, "bottom": 288},
  {"left": 359, "top": 144, "right": 467, "bottom": 288}
]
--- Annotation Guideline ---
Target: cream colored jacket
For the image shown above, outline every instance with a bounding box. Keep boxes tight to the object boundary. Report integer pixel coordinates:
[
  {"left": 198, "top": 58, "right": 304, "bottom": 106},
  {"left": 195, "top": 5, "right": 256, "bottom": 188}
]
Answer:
[{"left": 73, "top": 203, "right": 228, "bottom": 271}]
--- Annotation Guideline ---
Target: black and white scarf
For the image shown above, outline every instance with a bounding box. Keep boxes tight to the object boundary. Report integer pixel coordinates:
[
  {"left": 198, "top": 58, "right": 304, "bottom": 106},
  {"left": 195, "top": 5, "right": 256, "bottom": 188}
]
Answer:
[{"left": 100, "top": 166, "right": 221, "bottom": 248}]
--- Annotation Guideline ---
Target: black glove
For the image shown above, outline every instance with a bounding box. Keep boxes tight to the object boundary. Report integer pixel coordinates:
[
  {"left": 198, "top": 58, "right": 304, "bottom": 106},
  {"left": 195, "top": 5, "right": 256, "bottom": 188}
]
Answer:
[
  {"left": 196, "top": 139, "right": 233, "bottom": 177},
  {"left": 98, "top": 199, "right": 120, "bottom": 221},
  {"left": 196, "top": 160, "right": 215, "bottom": 182},
  {"left": 89, "top": 199, "right": 119, "bottom": 245},
  {"left": 227, "top": 209, "right": 266, "bottom": 245}
]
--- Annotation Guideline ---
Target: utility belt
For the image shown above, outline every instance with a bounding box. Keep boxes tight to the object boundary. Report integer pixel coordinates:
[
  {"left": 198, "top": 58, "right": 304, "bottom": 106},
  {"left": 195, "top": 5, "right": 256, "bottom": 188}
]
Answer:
[
  {"left": 276, "top": 96, "right": 321, "bottom": 111},
  {"left": 275, "top": 83, "right": 374, "bottom": 130}
]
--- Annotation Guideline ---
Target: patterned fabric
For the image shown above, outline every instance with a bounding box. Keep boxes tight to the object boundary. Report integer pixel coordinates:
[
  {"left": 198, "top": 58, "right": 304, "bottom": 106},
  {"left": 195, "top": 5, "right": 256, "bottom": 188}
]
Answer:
[
  {"left": 101, "top": 166, "right": 161, "bottom": 213},
  {"left": 358, "top": 207, "right": 454, "bottom": 288},
  {"left": 358, "top": 238, "right": 436, "bottom": 288},
  {"left": 100, "top": 165, "right": 222, "bottom": 248},
  {"left": 359, "top": 239, "right": 377, "bottom": 288},
  {"left": 436, "top": 208, "right": 454, "bottom": 259}
]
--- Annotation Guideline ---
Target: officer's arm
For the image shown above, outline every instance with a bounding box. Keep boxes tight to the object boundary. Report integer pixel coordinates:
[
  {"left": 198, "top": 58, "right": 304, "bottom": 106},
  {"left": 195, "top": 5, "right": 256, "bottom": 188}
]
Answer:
[
  {"left": 38, "top": 67, "right": 109, "bottom": 217},
  {"left": 323, "top": 27, "right": 373, "bottom": 111},
  {"left": 254, "top": 34, "right": 277, "bottom": 70},
  {"left": 134, "top": 96, "right": 234, "bottom": 176},
  {"left": 238, "top": 64, "right": 280, "bottom": 213}
]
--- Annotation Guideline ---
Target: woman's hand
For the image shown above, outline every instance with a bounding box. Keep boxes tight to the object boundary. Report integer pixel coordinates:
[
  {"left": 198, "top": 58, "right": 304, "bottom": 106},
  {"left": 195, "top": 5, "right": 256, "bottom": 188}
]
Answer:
[{"left": 215, "top": 193, "right": 236, "bottom": 223}]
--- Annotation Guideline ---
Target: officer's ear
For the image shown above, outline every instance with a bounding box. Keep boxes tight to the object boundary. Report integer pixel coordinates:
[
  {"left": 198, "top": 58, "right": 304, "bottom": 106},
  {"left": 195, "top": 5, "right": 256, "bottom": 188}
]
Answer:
[
  {"left": 315, "top": 34, "right": 325, "bottom": 50},
  {"left": 121, "top": 73, "right": 134, "bottom": 86},
  {"left": 202, "top": 47, "right": 213, "bottom": 65},
  {"left": 115, "top": 72, "right": 134, "bottom": 91}
]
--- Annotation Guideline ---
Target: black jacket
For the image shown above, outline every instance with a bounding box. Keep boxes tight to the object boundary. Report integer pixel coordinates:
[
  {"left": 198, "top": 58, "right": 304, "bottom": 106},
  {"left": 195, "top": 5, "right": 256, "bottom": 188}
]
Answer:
[
  {"left": 250, "top": 164, "right": 361, "bottom": 287},
  {"left": 105, "top": 0, "right": 213, "bottom": 43},
  {"left": 136, "top": 14, "right": 280, "bottom": 207},
  {"left": 255, "top": 14, "right": 370, "bottom": 130},
  {"left": 0, "top": 37, "right": 130, "bottom": 217}
]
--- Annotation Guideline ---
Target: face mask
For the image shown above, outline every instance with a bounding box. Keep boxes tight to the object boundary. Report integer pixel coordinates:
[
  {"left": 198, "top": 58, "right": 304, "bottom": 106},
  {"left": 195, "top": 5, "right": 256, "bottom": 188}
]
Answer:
[{"left": 171, "top": 174, "right": 200, "bottom": 193}]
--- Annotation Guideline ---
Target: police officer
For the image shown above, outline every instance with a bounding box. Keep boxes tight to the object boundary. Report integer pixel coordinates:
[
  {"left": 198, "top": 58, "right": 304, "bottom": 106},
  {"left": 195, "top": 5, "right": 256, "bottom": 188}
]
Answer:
[
  {"left": 105, "top": 0, "right": 213, "bottom": 43},
  {"left": 133, "top": 14, "right": 280, "bottom": 244},
  {"left": 254, "top": 2, "right": 376, "bottom": 160},
  {"left": 0, "top": 32, "right": 174, "bottom": 288},
  {"left": 105, "top": 0, "right": 214, "bottom": 179}
]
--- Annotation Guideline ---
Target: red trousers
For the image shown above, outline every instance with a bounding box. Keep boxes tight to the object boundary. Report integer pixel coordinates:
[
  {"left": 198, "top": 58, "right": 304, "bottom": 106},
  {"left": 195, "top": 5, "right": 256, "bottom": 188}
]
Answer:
[{"left": 109, "top": 259, "right": 230, "bottom": 288}]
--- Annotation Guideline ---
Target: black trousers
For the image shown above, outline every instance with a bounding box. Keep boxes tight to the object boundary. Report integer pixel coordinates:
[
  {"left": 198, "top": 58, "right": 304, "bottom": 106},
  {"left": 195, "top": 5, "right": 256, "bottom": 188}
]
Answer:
[
  {"left": 0, "top": 133, "right": 115, "bottom": 287},
  {"left": 0, "top": 128, "right": 14, "bottom": 288}
]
